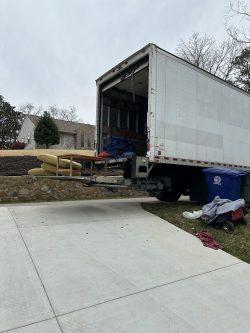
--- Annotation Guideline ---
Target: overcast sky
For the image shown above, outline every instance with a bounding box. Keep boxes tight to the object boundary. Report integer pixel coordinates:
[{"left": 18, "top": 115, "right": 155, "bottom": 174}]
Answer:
[{"left": 0, "top": 0, "right": 231, "bottom": 124}]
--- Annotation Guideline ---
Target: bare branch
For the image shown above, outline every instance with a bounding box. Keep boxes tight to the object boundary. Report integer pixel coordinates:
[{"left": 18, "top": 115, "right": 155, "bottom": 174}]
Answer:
[
  {"left": 176, "top": 33, "right": 243, "bottom": 85},
  {"left": 229, "top": 1, "right": 250, "bottom": 17},
  {"left": 18, "top": 103, "right": 79, "bottom": 122},
  {"left": 226, "top": 1, "right": 250, "bottom": 44}
]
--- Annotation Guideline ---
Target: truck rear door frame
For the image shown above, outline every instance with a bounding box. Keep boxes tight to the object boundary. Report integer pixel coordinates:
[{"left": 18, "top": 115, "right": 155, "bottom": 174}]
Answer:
[{"left": 95, "top": 44, "right": 156, "bottom": 156}]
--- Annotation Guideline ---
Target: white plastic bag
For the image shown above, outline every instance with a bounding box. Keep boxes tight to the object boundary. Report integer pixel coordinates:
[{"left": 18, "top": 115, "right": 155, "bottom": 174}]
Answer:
[{"left": 182, "top": 210, "right": 202, "bottom": 220}]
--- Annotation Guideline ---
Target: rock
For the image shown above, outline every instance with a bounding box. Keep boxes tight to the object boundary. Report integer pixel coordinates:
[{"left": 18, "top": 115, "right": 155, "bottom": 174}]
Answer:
[
  {"left": 0, "top": 190, "right": 7, "bottom": 198},
  {"left": 18, "top": 188, "right": 29, "bottom": 196},
  {"left": 10, "top": 191, "right": 18, "bottom": 197},
  {"left": 0, "top": 175, "right": 148, "bottom": 203},
  {"left": 41, "top": 185, "right": 49, "bottom": 192}
]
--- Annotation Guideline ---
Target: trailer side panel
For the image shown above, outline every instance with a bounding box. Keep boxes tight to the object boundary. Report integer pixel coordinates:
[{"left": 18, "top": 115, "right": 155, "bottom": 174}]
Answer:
[{"left": 152, "top": 47, "right": 250, "bottom": 169}]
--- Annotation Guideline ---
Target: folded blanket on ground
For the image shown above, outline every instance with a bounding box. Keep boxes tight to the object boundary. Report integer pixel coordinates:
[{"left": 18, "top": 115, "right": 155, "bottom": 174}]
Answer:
[{"left": 202, "top": 196, "right": 245, "bottom": 223}]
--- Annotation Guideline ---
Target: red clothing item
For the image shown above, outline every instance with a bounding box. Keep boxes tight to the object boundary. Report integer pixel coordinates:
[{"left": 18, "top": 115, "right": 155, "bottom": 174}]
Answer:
[
  {"left": 196, "top": 231, "right": 223, "bottom": 250},
  {"left": 98, "top": 151, "right": 111, "bottom": 158}
]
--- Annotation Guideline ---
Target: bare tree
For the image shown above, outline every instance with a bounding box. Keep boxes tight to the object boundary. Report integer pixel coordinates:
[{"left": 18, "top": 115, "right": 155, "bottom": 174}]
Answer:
[
  {"left": 176, "top": 33, "right": 241, "bottom": 82},
  {"left": 47, "top": 105, "right": 60, "bottom": 119},
  {"left": 59, "top": 106, "right": 78, "bottom": 122},
  {"left": 48, "top": 105, "right": 79, "bottom": 122},
  {"left": 214, "top": 38, "right": 242, "bottom": 81},
  {"left": 176, "top": 33, "right": 215, "bottom": 69},
  {"left": 18, "top": 103, "right": 79, "bottom": 122},
  {"left": 18, "top": 103, "right": 43, "bottom": 116},
  {"left": 226, "top": 1, "right": 250, "bottom": 44}
]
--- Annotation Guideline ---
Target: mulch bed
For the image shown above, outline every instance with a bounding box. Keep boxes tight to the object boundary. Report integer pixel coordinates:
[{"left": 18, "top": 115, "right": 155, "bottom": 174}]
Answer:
[{"left": 0, "top": 156, "right": 41, "bottom": 176}]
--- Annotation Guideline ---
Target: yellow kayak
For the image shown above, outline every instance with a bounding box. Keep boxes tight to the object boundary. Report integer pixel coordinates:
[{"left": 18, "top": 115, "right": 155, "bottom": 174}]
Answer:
[
  {"left": 28, "top": 168, "right": 54, "bottom": 176},
  {"left": 37, "top": 154, "right": 82, "bottom": 170},
  {"left": 41, "top": 163, "right": 81, "bottom": 176}
]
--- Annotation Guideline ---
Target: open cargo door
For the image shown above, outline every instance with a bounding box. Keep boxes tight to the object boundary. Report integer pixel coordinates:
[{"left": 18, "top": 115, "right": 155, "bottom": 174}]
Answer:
[{"left": 97, "top": 56, "right": 149, "bottom": 157}]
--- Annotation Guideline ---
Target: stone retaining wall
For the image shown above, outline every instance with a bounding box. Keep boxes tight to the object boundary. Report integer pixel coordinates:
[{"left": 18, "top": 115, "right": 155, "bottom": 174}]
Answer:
[{"left": 0, "top": 176, "right": 148, "bottom": 203}]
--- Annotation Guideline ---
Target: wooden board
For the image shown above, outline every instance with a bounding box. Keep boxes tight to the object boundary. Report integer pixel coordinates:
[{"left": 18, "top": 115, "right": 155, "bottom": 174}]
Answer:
[{"left": 37, "top": 154, "right": 82, "bottom": 170}]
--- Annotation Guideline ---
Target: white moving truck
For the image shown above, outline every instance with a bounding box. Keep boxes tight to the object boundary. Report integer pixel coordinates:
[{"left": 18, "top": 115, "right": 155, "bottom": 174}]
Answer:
[{"left": 96, "top": 43, "right": 250, "bottom": 201}]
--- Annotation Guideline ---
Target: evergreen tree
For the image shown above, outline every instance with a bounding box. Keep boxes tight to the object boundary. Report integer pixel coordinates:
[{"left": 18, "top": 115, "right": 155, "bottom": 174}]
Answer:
[
  {"left": 34, "top": 111, "right": 60, "bottom": 148},
  {"left": 0, "top": 95, "right": 22, "bottom": 149},
  {"left": 233, "top": 47, "right": 250, "bottom": 92}
]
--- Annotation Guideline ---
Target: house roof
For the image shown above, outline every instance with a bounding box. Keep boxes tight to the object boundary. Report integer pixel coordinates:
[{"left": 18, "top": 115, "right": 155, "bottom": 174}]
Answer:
[{"left": 27, "top": 115, "right": 94, "bottom": 134}]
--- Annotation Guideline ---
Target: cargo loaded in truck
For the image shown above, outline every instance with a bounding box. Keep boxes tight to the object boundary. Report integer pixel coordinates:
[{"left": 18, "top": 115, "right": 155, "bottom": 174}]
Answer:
[
  {"left": 96, "top": 43, "right": 250, "bottom": 201},
  {"left": 97, "top": 56, "right": 149, "bottom": 157}
]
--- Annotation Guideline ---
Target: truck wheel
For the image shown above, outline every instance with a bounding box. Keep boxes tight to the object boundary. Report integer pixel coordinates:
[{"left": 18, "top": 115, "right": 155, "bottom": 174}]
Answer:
[
  {"left": 156, "top": 188, "right": 181, "bottom": 202},
  {"left": 224, "top": 220, "right": 235, "bottom": 232}
]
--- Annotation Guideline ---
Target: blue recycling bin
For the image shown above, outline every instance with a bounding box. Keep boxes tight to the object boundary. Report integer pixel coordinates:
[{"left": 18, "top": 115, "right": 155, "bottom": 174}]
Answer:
[{"left": 202, "top": 167, "right": 246, "bottom": 202}]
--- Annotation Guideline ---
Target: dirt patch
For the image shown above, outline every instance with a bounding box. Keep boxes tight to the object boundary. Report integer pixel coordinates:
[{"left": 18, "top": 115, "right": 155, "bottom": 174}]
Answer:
[{"left": 0, "top": 156, "right": 40, "bottom": 176}]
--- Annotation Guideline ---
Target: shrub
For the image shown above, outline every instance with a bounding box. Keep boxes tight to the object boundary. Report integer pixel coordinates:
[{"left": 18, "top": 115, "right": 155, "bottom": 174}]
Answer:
[{"left": 11, "top": 141, "right": 26, "bottom": 149}]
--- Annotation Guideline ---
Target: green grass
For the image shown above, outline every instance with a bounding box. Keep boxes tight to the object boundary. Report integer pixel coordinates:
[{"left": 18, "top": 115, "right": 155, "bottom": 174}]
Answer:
[{"left": 142, "top": 201, "right": 250, "bottom": 263}]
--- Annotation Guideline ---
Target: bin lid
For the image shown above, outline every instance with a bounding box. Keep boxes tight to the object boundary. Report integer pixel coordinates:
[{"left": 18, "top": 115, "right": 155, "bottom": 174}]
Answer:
[{"left": 202, "top": 167, "right": 246, "bottom": 177}]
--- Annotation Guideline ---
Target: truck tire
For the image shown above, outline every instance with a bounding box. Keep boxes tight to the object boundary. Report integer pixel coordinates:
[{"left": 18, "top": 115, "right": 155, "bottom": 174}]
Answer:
[
  {"left": 156, "top": 188, "right": 181, "bottom": 202},
  {"left": 224, "top": 220, "right": 235, "bottom": 232}
]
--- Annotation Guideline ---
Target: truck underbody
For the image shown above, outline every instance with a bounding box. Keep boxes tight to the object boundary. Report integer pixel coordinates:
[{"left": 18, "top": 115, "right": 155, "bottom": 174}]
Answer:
[{"left": 43, "top": 155, "right": 205, "bottom": 202}]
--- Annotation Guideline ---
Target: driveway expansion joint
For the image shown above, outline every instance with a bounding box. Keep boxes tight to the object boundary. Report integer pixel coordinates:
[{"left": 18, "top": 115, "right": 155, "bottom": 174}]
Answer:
[
  {"left": 1, "top": 260, "right": 242, "bottom": 333},
  {"left": 57, "top": 261, "right": 242, "bottom": 319},
  {"left": 0, "top": 317, "right": 56, "bottom": 333},
  {"left": 8, "top": 208, "right": 64, "bottom": 333},
  {"left": 4, "top": 199, "right": 247, "bottom": 333}
]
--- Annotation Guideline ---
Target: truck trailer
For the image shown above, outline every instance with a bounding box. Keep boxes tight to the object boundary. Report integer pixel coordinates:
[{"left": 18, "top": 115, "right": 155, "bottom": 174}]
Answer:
[{"left": 95, "top": 43, "right": 250, "bottom": 201}]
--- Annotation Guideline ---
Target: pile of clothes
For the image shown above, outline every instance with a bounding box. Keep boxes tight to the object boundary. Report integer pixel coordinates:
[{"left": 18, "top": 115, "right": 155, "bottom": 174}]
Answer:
[
  {"left": 183, "top": 196, "right": 246, "bottom": 223},
  {"left": 98, "top": 136, "right": 135, "bottom": 158},
  {"left": 201, "top": 196, "right": 245, "bottom": 224}
]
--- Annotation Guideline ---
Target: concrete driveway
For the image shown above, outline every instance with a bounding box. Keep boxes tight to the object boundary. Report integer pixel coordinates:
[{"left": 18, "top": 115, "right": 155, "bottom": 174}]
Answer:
[{"left": 1, "top": 198, "right": 250, "bottom": 333}]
